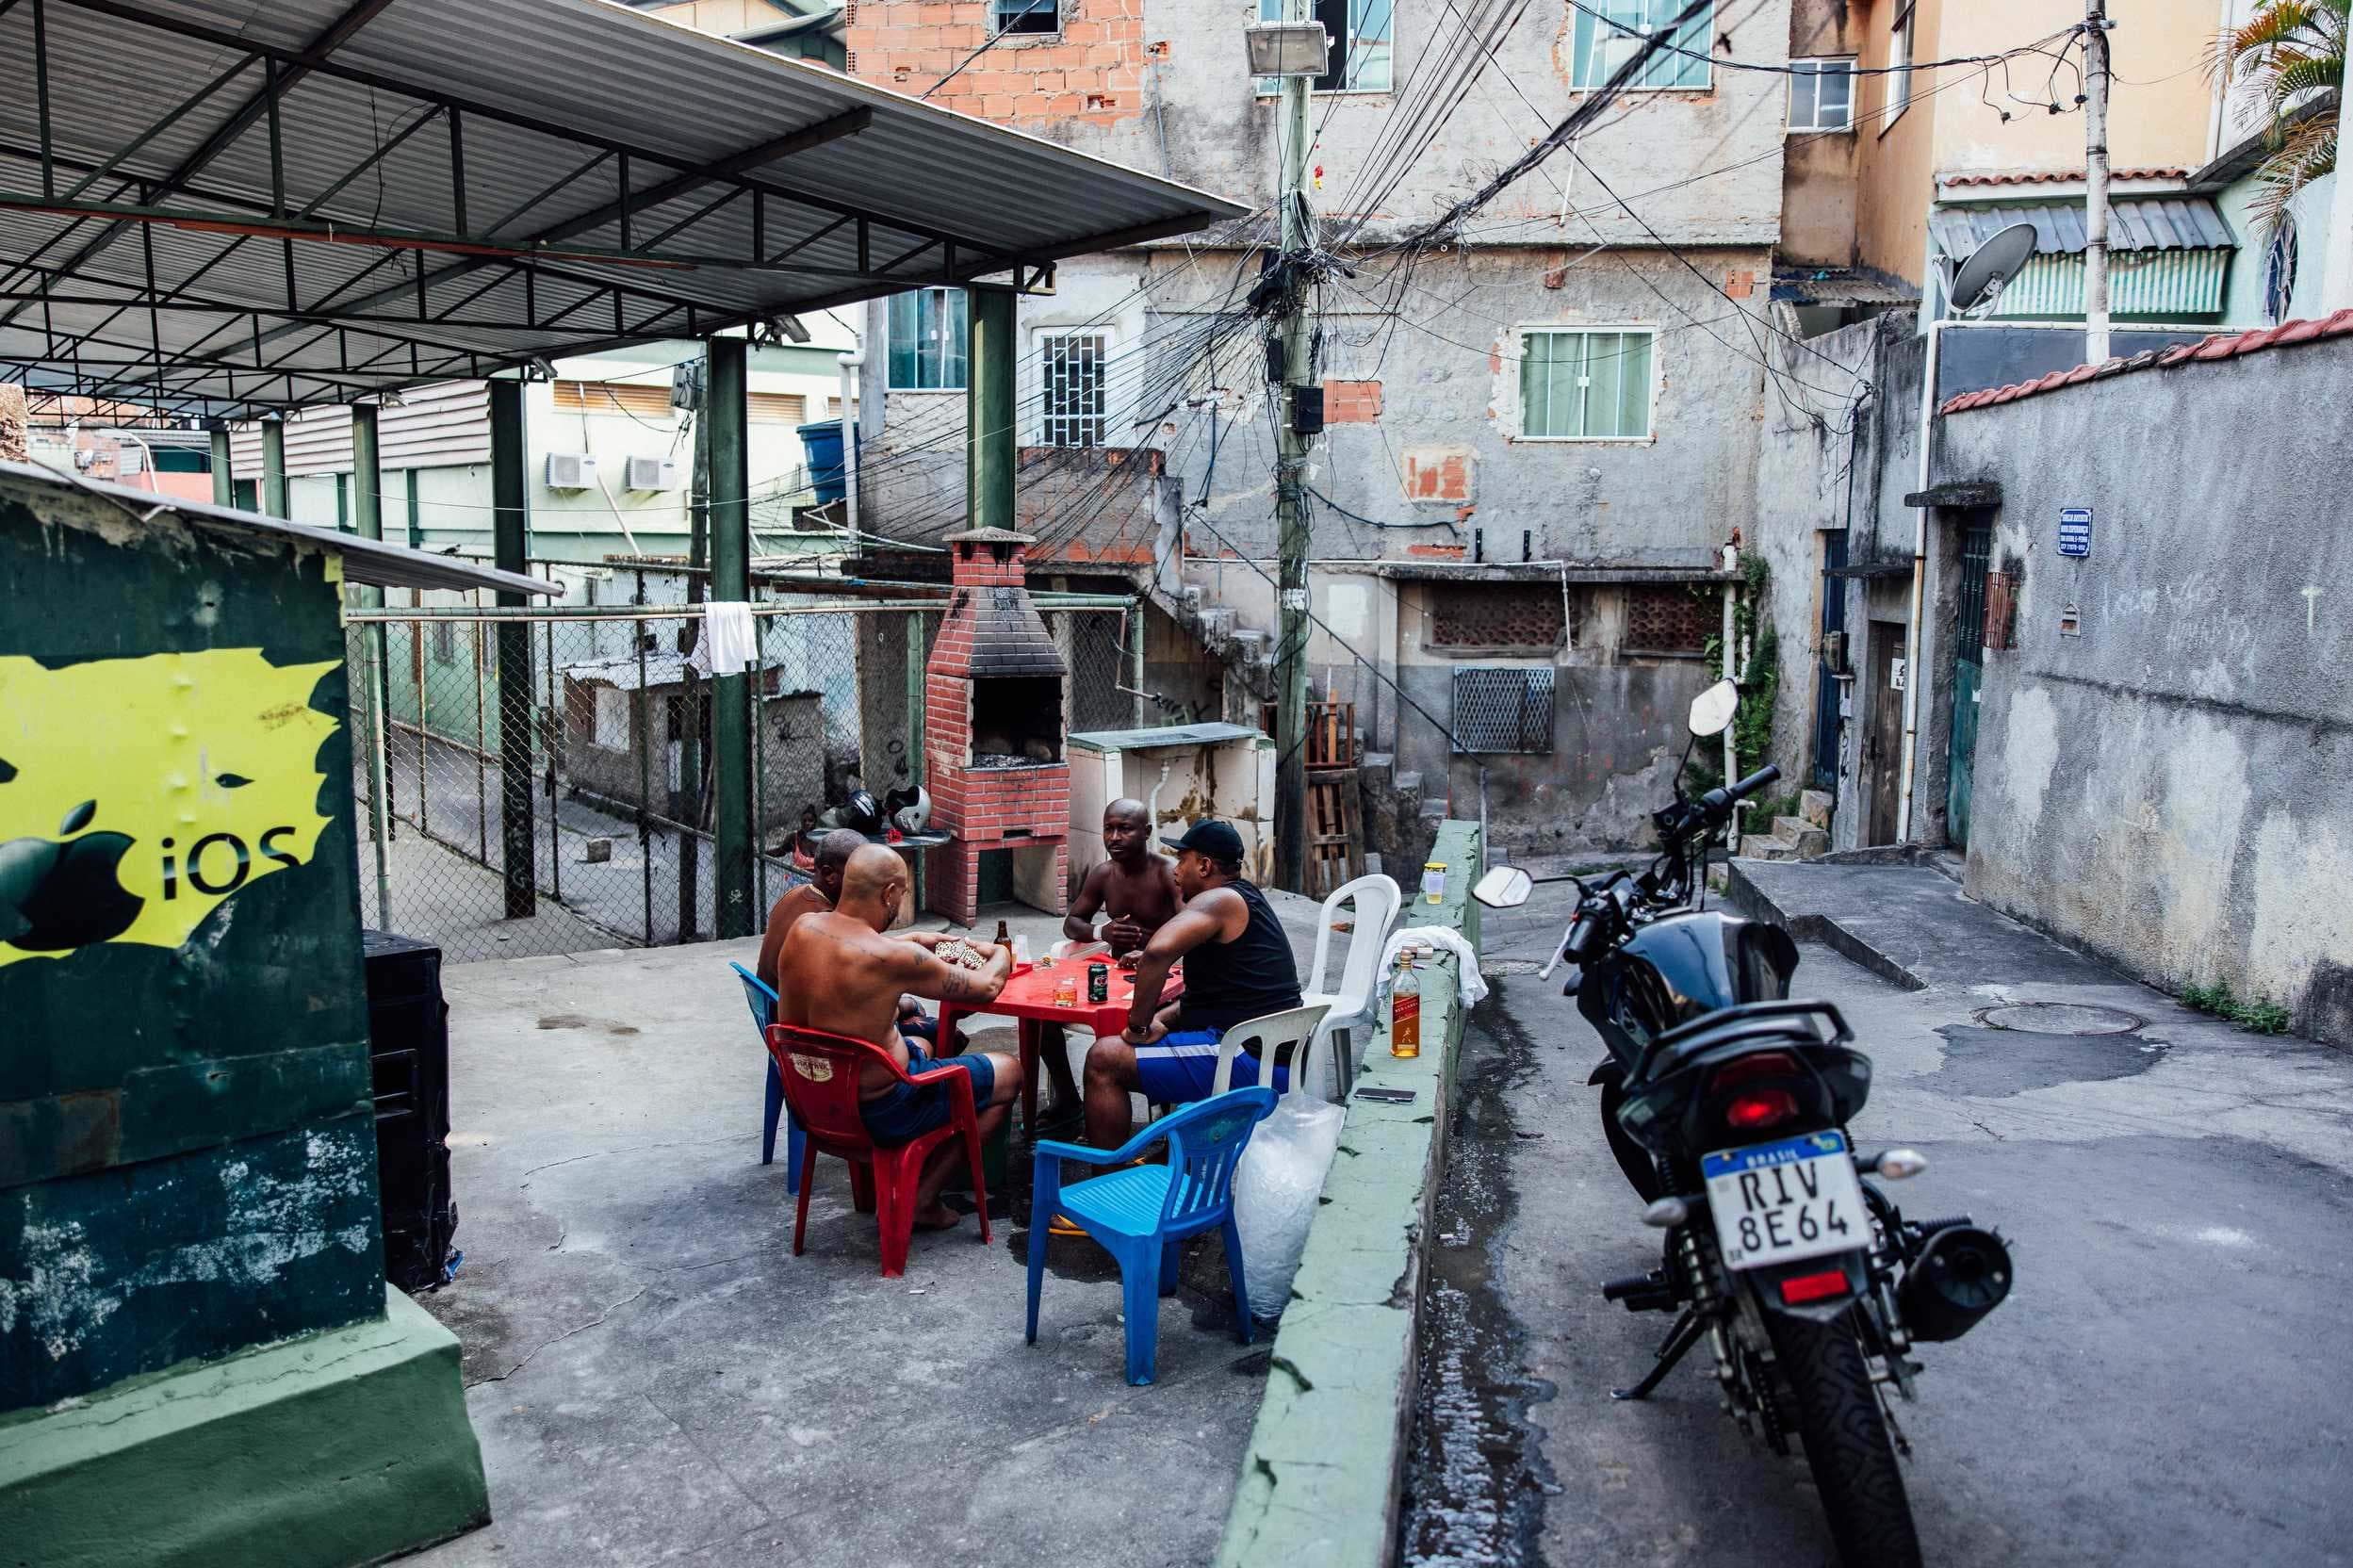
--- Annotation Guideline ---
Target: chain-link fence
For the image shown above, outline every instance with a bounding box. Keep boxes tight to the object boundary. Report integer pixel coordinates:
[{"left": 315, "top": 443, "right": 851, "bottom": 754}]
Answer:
[{"left": 345, "top": 585, "right": 1139, "bottom": 965}]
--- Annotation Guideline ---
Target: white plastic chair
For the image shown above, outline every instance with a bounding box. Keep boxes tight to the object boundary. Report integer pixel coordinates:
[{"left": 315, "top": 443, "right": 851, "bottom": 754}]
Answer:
[
  {"left": 1300, "top": 874, "right": 1402, "bottom": 1097},
  {"left": 1210, "top": 1003, "right": 1333, "bottom": 1099}
]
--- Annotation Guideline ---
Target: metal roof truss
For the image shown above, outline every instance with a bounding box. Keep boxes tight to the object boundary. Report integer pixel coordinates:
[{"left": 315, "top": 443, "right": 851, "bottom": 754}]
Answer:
[{"left": 0, "top": 0, "right": 1238, "bottom": 419}]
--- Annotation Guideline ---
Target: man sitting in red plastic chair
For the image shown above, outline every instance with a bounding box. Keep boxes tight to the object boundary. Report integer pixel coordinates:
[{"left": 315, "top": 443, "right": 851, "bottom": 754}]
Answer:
[{"left": 776, "top": 844, "right": 1023, "bottom": 1232}]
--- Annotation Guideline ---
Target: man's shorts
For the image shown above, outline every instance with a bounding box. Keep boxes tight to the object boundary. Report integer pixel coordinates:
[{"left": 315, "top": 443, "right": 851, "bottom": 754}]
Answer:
[
  {"left": 1132, "top": 1028, "right": 1291, "bottom": 1105},
  {"left": 860, "top": 1043, "right": 995, "bottom": 1145}
]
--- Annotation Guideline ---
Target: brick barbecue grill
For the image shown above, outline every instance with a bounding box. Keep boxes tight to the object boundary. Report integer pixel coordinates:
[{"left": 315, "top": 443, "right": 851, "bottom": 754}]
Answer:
[{"left": 923, "top": 528, "right": 1070, "bottom": 925}]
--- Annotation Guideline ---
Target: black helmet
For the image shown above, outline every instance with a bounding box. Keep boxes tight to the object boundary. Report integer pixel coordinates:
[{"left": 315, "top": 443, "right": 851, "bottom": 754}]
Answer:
[{"left": 835, "top": 788, "right": 883, "bottom": 836}]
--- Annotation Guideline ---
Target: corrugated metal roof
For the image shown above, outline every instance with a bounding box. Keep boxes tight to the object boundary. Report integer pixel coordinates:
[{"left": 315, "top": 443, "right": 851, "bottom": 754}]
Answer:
[
  {"left": 0, "top": 458, "right": 558, "bottom": 592},
  {"left": 0, "top": 0, "right": 1249, "bottom": 419},
  {"left": 1930, "top": 198, "right": 2236, "bottom": 259}
]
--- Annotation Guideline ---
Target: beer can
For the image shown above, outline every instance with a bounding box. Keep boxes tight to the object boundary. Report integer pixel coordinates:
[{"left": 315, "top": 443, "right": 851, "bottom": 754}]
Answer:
[{"left": 1087, "top": 962, "right": 1109, "bottom": 1004}]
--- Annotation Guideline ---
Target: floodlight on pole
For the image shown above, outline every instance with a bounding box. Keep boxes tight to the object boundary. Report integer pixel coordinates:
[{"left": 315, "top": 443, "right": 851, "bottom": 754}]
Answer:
[{"left": 1245, "top": 21, "right": 1330, "bottom": 76}]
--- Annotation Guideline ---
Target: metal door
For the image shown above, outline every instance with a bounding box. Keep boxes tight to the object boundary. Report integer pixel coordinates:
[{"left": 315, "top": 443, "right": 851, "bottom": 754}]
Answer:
[
  {"left": 1866, "top": 622, "right": 1906, "bottom": 846},
  {"left": 1946, "top": 522, "right": 1993, "bottom": 849},
  {"left": 1813, "top": 531, "right": 1849, "bottom": 789}
]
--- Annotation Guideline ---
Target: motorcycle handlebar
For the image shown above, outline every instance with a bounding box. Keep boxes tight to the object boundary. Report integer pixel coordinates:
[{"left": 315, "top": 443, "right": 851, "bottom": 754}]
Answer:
[{"left": 1727, "top": 763, "right": 1781, "bottom": 800}]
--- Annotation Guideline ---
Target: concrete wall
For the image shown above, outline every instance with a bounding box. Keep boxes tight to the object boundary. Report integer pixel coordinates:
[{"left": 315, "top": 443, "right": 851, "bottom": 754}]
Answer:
[
  {"left": 1936, "top": 335, "right": 2353, "bottom": 1045},
  {"left": 1782, "top": 0, "right": 1866, "bottom": 268}
]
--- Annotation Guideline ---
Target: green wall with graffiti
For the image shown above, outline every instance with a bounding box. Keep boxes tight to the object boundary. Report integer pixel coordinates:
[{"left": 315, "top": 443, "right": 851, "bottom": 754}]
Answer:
[{"left": 0, "top": 474, "right": 383, "bottom": 1409}]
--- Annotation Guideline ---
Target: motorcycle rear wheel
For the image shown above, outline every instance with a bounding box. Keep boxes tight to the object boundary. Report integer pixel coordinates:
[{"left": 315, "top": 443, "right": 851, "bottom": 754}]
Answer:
[{"left": 1764, "top": 1308, "right": 1922, "bottom": 1568}]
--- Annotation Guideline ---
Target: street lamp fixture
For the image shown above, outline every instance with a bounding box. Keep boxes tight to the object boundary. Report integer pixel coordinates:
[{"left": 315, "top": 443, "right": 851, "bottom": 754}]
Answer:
[{"left": 1244, "top": 21, "right": 1330, "bottom": 76}]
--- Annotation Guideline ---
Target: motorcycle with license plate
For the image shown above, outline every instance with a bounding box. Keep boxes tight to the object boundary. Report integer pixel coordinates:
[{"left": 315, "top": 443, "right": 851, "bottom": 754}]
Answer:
[{"left": 1473, "top": 678, "right": 2014, "bottom": 1568}]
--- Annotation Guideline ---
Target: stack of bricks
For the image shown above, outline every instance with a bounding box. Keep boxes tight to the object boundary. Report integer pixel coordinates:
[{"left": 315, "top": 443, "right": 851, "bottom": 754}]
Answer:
[{"left": 846, "top": 0, "right": 1147, "bottom": 127}]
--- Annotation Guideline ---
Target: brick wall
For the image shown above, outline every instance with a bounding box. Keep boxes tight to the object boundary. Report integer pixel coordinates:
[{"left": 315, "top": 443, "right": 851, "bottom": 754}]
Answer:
[{"left": 846, "top": 0, "right": 1147, "bottom": 127}]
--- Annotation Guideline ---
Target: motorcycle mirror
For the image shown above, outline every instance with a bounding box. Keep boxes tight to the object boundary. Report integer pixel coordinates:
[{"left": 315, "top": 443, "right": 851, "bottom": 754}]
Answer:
[
  {"left": 1471, "top": 866, "right": 1533, "bottom": 908},
  {"left": 1688, "top": 678, "right": 1740, "bottom": 738}
]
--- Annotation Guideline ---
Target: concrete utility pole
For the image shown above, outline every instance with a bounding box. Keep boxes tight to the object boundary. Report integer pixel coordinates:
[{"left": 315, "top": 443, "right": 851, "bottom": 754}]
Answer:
[
  {"left": 1270, "top": 0, "right": 1315, "bottom": 895},
  {"left": 2083, "top": 0, "right": 2112, "bottom": 364}
]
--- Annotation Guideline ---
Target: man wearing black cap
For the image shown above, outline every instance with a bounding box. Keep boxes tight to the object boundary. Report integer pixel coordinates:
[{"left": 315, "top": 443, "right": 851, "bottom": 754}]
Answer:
[{"left": 1077, "top": 819, "right": 1304, "bottom": 1151}]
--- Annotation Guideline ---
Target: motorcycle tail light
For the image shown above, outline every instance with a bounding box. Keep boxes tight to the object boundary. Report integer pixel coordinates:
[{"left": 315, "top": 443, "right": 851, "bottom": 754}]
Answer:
[
  {"left": 1708, "top": 1051, "right": 1800, "bottom": 1092},
  {"left": 1723, "top": 1087, "right": 1798, "bottom": 1132},
  {"left": 1780, "top": 1268, "right": 1849, "bottom": 1305}
]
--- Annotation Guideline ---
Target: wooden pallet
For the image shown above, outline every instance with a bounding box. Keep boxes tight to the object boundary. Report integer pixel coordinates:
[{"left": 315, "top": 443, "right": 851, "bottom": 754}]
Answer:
[
  {"left": 1304, "top": 768, "right": 1364, "bottom": 899},
  {"left": 1253, "top": 700, "right": 1358, "bottom": 771}
]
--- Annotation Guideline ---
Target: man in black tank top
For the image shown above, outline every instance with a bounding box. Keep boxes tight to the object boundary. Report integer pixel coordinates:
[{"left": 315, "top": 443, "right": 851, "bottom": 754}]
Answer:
[{"left": 1077, "top": 820, "right": 1304, "bottom": 1151}]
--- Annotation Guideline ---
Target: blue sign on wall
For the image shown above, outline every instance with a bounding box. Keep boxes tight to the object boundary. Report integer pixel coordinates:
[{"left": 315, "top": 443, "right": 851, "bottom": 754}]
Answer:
[{"left": 2059, "top": 507, "right": 2093, "bottom": 558}]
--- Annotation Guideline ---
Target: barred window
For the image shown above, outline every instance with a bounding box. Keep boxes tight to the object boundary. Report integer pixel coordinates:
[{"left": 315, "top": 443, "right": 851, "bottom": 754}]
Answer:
[
  {"left": 1040, "top": 334, "right": 1106, "bottom": 449},
  {"left": 1428, "top": 582, "right": 1574, "bottom": 650},
  {"left": 1451, "top": 668, "right": 1555, "bottom": 755},
  {"left": 1624, "top": 583, "right": 1709, "bottom": 654}
]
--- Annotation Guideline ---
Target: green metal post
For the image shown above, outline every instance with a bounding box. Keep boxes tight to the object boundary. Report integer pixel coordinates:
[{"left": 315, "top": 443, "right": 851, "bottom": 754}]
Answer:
[
  {"left": 260, "top": 418, "right": 287, "bottom": 518},
  {"left": 208, "top": 424, "right": 231, "bottom": 507},
  {"left": 351, "top": 403, "right": 392, "bottom": 927},
  {"left": 708, "top": 335, "right": 754, "bottom": 939},
  {"left": 966, "top": 286, "right": 1017, "bottom": 531},
  {"left": 405, "top": 468, "right": 422, "bottom": 548},
  {"left": 489, "top": 379, "right": 535, "bottom": 920}
]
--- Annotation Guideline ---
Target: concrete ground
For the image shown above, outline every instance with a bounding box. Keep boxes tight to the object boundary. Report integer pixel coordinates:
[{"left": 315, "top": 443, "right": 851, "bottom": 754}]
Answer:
[
  {"left": 1404, "top": 865, "right": 2353, "bottom": 1566},
  {"left": 407, "top": 896, "right": 1333, "bottom": 1568}
]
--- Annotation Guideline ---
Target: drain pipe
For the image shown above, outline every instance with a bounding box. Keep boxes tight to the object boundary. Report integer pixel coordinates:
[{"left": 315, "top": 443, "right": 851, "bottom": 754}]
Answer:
[
  {"left": 836, "top": 345, "right": 864, "bottom": 547},
  {"left": 1895, "top": 318, "right": 1948, "bottom": 844},
  {"left": 1147, "top": 758, "right": 1174, "bottom": 832}
]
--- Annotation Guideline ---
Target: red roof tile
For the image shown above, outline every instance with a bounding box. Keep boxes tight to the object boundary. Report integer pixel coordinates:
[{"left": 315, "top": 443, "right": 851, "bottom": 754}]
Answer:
[
  {"left": 1941, "top": 167, "right": 2187, "bottom": 187},
  {"left": 1939, "top": 314, "right": 2353, "bottom": 416}
]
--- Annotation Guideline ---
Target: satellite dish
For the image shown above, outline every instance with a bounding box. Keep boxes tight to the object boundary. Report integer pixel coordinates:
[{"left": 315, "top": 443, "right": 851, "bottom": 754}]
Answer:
[{"left": 1945, "top": 221, "right": 2040, "bottom": 316}]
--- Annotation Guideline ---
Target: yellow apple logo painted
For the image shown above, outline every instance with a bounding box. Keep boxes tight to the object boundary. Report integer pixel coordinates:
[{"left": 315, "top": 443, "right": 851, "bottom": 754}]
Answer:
[{"left": 0, "top": 648, "right": 339, "bottom": 968}]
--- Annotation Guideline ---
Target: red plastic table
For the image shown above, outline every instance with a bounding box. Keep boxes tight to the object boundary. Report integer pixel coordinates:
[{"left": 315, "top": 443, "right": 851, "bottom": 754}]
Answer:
[{"left": 936, "top": 960, "right": 1185, "bottom": 1134}]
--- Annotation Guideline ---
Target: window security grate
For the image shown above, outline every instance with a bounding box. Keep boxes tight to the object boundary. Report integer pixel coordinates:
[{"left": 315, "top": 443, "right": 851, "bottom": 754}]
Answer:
[
  {"left": 1040, "top": 334, "right": 1106, "bottom": 449},
  {"left": 1451, "top": 667, "right": 1556, "bottom": 755}
]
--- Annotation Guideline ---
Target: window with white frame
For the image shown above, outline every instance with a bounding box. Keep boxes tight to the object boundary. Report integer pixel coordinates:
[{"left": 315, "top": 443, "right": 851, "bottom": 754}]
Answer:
[
  {"left": 1518, "top": 327, "right": 1655, "bottom": 440},
  {"left": 1887, "top": 4, "right": 1915, "bottom": 123},
  {"left": 1571, "top": 0, "right": 1712, "bottom": 90},
  {"left": 887, "top": 287, "right": 967, "bottom": 390},
  {"left": 1789, "top": 57, "right": 1855, "bottom": 131},
  {"left": 1256, "top": 0, "right": 1395, "bottom": 91},
  {"left": 1039, "top": 333, "right": 1107, "bottom": 448}
]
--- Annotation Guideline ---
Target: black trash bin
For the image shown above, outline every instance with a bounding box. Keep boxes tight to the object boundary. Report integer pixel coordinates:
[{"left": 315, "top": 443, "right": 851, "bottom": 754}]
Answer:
[{"left": 363, "top": 929, "right": 458, "bottom": 1293}]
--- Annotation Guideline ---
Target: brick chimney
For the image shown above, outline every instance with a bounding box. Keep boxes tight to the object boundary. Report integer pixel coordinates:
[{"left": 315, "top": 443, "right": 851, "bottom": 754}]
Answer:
[{"left": 923, "top": 528, "right": 1070, "bottom": 924}]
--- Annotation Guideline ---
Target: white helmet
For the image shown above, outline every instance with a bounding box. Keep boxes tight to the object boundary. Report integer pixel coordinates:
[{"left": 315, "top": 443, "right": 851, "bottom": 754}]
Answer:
[{"left": 891, "top": 787, "right": 933, "bottom": 836}]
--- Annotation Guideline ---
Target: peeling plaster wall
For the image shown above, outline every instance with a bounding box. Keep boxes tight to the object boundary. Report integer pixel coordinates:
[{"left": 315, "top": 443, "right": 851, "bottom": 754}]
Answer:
[
  {"left": 1780, "top": 0, "right": 1864, "bottom": 268},
  {"left": 1748, "top": 312, "right": 1888, "bottom": 796},
  {"left": 841, "top": 0, "right": 1801, "bottom": 853},
  {"left": 1936, "top": 339, "right": 2353, "bottom": 1045}
]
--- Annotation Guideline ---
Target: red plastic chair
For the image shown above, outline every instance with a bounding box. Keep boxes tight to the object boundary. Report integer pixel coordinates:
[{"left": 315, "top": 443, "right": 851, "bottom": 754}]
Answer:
[{"left": 764, "top": 1022, "right": 993, "bottom": 1278}]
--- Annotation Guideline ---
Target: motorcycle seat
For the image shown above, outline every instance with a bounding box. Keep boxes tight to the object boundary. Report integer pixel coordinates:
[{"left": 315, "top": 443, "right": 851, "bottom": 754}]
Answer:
[{"left": 1630, "top": 1001, "right": 1849, "bottom": 1087}]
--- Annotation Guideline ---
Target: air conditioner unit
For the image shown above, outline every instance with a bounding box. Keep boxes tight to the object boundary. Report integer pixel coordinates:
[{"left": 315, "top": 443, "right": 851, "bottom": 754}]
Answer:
[
  {"left": 625, "top": 456, "right": 679, "bottom": 492},
  {"left": 546, "top": 452, "right": 596, "bottom": 489}
]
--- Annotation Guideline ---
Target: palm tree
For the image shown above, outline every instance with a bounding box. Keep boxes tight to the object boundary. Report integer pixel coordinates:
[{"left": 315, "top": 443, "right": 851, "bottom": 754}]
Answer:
[{"left": 2214, "top": 0, "right": 2345, "bottom": 231}]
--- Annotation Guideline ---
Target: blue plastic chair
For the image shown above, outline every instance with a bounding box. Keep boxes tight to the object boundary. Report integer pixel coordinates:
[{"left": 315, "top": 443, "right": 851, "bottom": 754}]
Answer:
[
  {"left": 1027, "top": 1086, "right": 1280, "bottom": 1386},
  {"left": 731, "top": 962, "right": 805, "bottom": 1195}
]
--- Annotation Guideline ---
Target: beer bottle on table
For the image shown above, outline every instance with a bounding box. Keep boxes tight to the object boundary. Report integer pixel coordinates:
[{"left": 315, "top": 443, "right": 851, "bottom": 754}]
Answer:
[{"left": 994, "top": 918, "right": 1011, "bottom": 951}]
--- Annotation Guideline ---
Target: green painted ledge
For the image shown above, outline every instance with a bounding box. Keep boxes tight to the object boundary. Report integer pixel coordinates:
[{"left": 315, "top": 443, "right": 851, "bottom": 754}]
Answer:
[
  {"left": 1217, "top": 820, "right": 1483, "bottom": 1568},
  {"left": 0, "top": 1285, "right": 487, "bottom": 1568}
]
